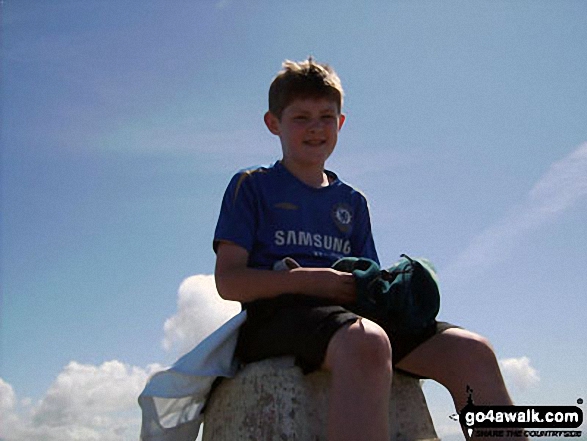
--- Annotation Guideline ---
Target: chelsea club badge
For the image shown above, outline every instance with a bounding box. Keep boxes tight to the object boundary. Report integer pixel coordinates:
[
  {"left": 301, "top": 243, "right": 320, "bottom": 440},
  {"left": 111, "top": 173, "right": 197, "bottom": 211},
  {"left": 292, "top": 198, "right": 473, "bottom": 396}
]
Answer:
[{"left": 331, "top": 203, "right": 353, "bottom": 233}]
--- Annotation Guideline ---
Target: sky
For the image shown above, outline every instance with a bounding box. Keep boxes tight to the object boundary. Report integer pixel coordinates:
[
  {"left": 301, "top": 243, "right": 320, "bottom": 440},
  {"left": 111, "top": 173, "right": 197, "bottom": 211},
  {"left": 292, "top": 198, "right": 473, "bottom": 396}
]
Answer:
[{"left": 1, "top": 1, "right": 586, "bottom": 440}]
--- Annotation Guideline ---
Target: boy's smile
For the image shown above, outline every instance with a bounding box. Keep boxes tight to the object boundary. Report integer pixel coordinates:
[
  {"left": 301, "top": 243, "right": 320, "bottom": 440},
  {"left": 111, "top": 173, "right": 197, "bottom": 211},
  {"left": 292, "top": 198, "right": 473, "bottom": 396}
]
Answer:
[{"left": 264, "top": 98, "right": 345, "bottom": 182}]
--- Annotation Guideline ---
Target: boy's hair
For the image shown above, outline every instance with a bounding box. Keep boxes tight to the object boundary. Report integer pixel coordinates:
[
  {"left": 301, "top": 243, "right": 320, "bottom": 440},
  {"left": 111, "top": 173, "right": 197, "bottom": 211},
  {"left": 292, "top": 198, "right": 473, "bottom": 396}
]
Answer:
[{"left": 268, "top": 57, "right": 344, "bottom": 119}]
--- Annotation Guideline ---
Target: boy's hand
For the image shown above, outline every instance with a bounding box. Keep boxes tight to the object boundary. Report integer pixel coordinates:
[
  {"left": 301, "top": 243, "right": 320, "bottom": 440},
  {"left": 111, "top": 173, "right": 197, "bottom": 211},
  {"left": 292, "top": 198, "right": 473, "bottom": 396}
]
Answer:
[
  {"left": 215, "top": 241, "right": 357, "bottom": 304},
  {"left": 292, "top": 267, "right": 357, "bottom": 305}
]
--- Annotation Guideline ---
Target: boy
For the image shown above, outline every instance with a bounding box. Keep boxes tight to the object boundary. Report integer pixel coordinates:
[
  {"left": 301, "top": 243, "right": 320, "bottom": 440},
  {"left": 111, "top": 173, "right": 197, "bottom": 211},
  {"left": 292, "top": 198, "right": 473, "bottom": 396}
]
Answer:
[{"left": 213, "top": 58, "right": 518, "bottom": 441}]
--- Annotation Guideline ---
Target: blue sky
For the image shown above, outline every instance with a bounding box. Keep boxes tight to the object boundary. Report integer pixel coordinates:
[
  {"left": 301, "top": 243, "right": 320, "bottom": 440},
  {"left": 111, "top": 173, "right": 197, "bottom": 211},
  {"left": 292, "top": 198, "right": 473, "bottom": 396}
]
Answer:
[{"left": 1, "top": 1, "right": 586, "bottom": 439}]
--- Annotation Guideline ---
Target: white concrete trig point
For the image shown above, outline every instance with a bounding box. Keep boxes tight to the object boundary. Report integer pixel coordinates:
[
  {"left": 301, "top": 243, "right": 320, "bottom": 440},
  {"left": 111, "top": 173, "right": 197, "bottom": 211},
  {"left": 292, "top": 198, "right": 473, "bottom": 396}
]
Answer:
[{"left": 203, "top": 356, "right": 439, "bottom": 440}]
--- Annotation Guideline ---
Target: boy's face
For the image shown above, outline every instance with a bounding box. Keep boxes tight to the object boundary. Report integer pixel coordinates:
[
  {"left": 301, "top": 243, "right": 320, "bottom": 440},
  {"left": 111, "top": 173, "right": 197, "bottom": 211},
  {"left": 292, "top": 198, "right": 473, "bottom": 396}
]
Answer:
[{"left": 264, "top": 98, "right": 345, "bottom": 171}]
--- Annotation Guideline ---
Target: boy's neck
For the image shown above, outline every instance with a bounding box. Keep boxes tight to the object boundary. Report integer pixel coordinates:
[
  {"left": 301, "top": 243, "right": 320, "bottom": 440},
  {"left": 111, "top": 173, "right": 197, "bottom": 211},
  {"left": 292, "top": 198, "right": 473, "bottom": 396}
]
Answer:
[{"left": 281, "top": 160, "right": 330, "bottom": 188}]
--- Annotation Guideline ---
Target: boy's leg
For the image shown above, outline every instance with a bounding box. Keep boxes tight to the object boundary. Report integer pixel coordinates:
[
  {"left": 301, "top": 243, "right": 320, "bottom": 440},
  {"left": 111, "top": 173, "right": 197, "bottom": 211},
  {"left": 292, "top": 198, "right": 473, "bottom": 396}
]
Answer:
[
  {"left": 395, "top": 327, "right": 526, "bottom": 440},
  {"left": 322, "top": 318, "right": 392, "bottom": 441}
]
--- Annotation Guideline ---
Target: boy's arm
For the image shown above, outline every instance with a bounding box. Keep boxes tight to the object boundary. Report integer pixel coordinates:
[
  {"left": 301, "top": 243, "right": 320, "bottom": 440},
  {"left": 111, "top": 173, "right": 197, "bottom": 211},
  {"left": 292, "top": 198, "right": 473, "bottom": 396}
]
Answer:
[{"left": 214, "top": 241, "right": 357, "bottom": 304}]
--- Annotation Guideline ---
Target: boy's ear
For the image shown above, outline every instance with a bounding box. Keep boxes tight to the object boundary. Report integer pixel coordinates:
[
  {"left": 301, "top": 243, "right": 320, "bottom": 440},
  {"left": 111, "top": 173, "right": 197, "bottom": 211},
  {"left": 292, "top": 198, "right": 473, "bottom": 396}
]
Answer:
[
  {"left": 338, "top": 113, "right": 346, "bottom": 130},
  {"left": 264, "top": 111, "right": 281, "bottom": 135}
]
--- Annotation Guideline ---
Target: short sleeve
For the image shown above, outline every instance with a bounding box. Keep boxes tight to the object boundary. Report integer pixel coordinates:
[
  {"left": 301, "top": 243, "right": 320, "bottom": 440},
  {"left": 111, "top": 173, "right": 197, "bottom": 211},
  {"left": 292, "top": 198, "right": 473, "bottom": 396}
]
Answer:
[
  {"left": 213, "top": 172, "right": 258, "bottom": 253},
  {"left": 351, "top": 194, "right": 379, "bottom": 265}
]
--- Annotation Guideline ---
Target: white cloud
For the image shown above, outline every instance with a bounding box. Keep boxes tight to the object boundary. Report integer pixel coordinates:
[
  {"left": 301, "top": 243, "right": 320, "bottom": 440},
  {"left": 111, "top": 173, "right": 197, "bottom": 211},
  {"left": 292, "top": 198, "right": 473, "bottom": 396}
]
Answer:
[
  {"left": 1, "top": 275, "right": 239, "bottom": 441},
  {"left": 0, "top": 361, "right": 163, "bottom": 441},
  {"left": 445, "top": 142, "right": 587, "bottom": 280},
  {"left": 0, "top": 378, "right": 20, "bottom": 437},
  {"left": 0, "top": 377, "right": 17, "bottom": 412},
  {"left": 500, "top": 356, "right": 540, "bottom": 392},
  {"left": 162, "top": 274, "right": 241, "bottom": 356},
  {"left": 32, "top": 360, "right": 160, "bottom": 425},
  {"left": 98, "top": 120, "right": 270, "bottom": 156},
  {"left": 528, "top": 142, "right": 587, "bottom": 214}
]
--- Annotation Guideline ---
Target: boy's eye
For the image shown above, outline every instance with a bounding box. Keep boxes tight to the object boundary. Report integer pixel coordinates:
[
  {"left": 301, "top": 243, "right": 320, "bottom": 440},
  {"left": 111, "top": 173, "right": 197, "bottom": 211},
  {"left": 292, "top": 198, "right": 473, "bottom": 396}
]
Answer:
[{"left": 291, "top": 114, "right": 336, "bottom": 123}]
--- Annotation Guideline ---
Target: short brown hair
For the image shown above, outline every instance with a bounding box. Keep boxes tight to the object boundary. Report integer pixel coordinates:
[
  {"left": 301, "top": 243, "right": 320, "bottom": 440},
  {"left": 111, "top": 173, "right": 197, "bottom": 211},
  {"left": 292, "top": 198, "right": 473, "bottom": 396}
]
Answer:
[{"left": 268, "top": 57, "right": 344, "bottom": 120}]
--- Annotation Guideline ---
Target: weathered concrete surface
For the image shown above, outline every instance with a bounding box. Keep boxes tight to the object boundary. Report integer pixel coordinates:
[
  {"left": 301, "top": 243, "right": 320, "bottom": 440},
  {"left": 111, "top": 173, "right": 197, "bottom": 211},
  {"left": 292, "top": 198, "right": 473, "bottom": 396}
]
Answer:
[{"left": 203, "top": 357, "right": 439, "bottom": 441}]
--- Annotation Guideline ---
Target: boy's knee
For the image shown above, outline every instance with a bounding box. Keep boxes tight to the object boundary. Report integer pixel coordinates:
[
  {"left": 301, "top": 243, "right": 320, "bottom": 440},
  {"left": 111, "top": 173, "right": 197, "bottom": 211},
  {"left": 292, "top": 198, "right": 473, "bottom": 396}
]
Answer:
[
  {"left": 459, "top": 332, "right": 499, "bottom": 368},
  {"left": 325, "top": 319, "right": 392, "bottom": 371},
  {"left": 469, "top": 334, "right": 495, "bottom": 356}
]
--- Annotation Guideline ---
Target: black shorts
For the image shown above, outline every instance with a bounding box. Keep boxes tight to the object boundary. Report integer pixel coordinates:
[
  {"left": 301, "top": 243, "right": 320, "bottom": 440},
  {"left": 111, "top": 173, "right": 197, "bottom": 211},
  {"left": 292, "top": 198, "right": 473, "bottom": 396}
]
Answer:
[{"left": 235, "top": 294, "right": 459, "bottom": 376}]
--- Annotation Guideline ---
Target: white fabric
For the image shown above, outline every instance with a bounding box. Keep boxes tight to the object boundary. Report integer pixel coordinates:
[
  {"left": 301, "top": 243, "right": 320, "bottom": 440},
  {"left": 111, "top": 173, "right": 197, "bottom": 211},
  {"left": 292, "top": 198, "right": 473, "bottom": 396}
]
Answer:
[{"left": 139, "top": 310, "right": 247, "bottom": 441}]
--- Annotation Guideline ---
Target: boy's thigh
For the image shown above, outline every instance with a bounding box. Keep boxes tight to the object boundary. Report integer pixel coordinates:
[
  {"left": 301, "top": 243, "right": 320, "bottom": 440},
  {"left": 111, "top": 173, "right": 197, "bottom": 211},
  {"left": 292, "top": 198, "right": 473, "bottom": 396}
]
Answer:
[
  {"left": 389, "top": 321, "right": 460, "bottom": 367},
  {"left": 235, "top": 297, "right": 360, "bottom": 374},
  {"left": 394, "top": 327, "right": 490, "bottom": 380},
  {"left": 236, "top": 295, "right": 465, "bottom": 379}
]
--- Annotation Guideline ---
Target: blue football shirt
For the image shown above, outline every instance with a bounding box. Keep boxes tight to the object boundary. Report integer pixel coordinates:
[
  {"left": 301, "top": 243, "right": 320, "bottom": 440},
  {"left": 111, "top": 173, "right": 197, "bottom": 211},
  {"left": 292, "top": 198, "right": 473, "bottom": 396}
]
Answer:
[{"left": 214, "top": 161, "right": 379, "bottom": 269}]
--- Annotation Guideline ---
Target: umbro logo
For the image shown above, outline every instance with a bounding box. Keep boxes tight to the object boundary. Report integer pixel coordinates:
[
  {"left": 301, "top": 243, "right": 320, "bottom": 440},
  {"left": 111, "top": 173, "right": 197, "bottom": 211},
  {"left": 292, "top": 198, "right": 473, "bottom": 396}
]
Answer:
[{"left": 274, "top": 202, "right": 299, "bottom": 210}]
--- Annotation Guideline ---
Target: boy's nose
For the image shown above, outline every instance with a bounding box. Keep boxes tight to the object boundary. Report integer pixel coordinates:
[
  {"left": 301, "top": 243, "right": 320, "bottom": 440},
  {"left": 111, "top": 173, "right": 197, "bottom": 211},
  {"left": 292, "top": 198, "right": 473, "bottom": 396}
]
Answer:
[{"left": 308, "top": 118, "right": 325, "bottom": 131}]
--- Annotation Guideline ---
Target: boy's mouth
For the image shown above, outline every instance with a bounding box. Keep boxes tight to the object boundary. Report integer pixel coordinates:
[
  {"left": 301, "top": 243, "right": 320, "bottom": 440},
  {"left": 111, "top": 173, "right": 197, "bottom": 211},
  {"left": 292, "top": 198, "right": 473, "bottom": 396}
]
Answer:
[{"left": 303, "top": 139, "right": 326, "bottom": 147}]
